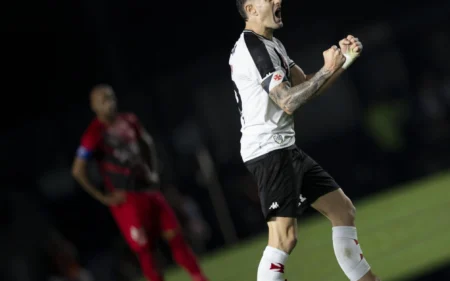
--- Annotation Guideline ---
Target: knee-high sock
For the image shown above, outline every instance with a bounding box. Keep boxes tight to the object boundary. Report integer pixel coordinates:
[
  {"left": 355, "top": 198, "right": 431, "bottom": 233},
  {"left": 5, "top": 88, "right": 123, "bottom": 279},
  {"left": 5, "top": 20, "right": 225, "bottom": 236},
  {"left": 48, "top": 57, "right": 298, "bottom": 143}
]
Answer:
[
  {"left": 332, "top": 226, "right": 371, "bottom": 281},
  {"left": 257, "top": 246, "right": 289, "bottom": 281}
]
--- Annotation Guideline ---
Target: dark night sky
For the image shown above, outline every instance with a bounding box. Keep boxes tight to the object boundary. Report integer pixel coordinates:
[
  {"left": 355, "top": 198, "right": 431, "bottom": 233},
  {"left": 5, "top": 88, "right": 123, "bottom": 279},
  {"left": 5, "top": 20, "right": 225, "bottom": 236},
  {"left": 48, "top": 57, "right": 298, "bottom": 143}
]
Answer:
[{"left": 3, "top": 0, "right": 444, "bottom": 131}]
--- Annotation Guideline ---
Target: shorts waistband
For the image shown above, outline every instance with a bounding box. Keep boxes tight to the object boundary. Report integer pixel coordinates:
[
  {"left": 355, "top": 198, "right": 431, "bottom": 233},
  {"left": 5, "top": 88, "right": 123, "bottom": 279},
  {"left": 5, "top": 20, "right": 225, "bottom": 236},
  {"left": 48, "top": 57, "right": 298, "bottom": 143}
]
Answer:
[{"left": 244, "top": 144, "right": 297, "bottom": 165}]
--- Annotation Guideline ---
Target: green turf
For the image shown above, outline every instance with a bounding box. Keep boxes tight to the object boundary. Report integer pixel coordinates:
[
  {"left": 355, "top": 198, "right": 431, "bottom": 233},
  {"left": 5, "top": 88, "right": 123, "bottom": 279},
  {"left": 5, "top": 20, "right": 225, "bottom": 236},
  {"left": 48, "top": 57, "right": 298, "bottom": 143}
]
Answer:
[{"left": 155, "top": 172, "right": 450, "bottom": 281}]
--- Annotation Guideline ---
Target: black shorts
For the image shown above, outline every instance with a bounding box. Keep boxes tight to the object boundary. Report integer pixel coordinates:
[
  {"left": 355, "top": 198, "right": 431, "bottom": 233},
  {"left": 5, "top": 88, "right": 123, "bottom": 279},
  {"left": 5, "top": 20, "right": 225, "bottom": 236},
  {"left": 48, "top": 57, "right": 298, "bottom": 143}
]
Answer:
[{"left": 245, "top": 145, "right": 339, "bottom": 220}]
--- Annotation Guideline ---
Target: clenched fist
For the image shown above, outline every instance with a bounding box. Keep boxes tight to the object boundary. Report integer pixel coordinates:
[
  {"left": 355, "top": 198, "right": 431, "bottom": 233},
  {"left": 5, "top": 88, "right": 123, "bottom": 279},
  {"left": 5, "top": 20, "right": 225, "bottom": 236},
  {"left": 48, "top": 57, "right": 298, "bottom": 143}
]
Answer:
[
  {"left": 323, "top": 45, "right": 346, "bottom": 72},
  {"left": 339, "top": 35, "right": 363, "bottom": 57}
]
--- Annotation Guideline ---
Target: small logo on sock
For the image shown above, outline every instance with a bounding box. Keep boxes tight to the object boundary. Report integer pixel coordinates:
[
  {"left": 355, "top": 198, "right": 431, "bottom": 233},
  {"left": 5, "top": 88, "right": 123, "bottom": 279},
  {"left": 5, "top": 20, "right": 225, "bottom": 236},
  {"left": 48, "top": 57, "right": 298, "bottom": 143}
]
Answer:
[{"left": 270, "top": 263, "right": 285, "bottom": 273}]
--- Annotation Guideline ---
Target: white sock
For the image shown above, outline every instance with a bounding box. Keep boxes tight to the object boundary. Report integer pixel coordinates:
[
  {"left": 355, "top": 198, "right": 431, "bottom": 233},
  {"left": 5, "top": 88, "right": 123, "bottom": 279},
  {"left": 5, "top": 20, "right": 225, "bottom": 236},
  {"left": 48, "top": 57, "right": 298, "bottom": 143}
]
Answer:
[
  {"left": 332, "top": 226, "right": 371, "bottom": 281},
  {"left": 257, "top": 246, "right": 289, "bottom": 281}
]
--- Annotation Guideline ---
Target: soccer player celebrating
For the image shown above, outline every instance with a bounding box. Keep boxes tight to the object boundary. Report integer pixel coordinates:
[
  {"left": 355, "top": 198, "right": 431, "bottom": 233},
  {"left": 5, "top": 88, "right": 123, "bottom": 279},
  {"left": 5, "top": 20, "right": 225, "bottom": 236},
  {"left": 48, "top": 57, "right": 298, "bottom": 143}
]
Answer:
[
  {"left": 229, "top": 1, "right": 381, "bottom": 281},
  {"left": 71, "top": 84, "right": 208, "bottom": 281}
]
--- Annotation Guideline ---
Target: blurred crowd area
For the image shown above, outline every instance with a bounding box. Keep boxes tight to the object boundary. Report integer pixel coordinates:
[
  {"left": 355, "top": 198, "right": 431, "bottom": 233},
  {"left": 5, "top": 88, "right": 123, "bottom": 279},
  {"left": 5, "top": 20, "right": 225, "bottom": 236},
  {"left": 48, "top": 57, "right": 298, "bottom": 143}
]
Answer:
[{"left": 3, "top": 7, "right": 450, "bottom": 281}]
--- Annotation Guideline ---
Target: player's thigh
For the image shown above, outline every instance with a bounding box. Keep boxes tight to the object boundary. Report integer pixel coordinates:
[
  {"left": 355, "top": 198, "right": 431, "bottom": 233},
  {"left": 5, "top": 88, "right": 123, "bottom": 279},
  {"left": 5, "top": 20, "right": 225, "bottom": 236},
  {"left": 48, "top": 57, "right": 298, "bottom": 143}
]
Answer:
[
  {"left": 311, "top": 189, "right": 355, "bottom": 222},
  {"left": 110, "top": 194, "right": 151, "bottom": 252},
  {"left": 245, "top": 148, "right": 298, "bottom": 221},
  {"left": 297, "top": 152, "right": 341, "bottom": 216}
]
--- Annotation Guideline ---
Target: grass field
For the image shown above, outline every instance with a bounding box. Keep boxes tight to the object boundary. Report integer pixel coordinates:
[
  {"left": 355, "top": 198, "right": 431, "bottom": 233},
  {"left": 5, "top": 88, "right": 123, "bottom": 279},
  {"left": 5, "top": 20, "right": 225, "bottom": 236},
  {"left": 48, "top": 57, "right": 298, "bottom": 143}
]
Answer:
[{"left": 155, "top": 172, "right": 450, "bottom": 281}]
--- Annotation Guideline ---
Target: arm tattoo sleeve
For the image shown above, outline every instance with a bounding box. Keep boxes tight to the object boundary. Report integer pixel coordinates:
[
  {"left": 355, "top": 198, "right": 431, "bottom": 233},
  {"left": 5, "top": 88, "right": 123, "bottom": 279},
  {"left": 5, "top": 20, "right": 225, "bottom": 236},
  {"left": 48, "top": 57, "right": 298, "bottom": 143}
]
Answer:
[{"left": 269, "top": 67, "right": 333, "bottom": 114}]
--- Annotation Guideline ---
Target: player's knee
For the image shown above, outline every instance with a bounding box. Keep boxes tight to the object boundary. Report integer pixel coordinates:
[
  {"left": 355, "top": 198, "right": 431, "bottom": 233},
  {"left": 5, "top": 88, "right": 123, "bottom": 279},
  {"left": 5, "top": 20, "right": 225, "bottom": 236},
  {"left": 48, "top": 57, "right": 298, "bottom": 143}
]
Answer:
[
  {"left": 346, "top": 199, "right": 356, "bottom": 222},
  {"left": 335, "top": 196, "right": 356, "bottom": 225},
  {"left": 285, "top": 235, "right": 297, "bottom": 252},
  {"left": 162, "top": 229, "right": 179, "bottom": 241},
  {"left": 328, "top": 195, "right": 356, "bottom": 226},
  {"left": 273, "top": 232, "right": 297, "bottom": 253},
  {"left": 349, "top": 202, "right": 356, "bottom": 219},
  {"left": 129, "top": 226, "right": 151, "bottom": 253}
]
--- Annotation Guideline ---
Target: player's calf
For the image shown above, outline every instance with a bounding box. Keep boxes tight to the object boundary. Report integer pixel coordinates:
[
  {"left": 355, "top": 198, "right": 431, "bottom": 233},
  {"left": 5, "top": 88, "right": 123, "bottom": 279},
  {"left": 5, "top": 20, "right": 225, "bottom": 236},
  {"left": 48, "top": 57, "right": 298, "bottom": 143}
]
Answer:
[
  {"left": 123, "top": 226, "right": 165, "bottom": 281},
  {"left": 164, "top": 230, "right": 209, "bottom": 281},
  {"left": 267, "top": 217, "right": 298, "bottom": 254},
  {"left": 312, "top": 189, "right": 380, "bottom": 281}
]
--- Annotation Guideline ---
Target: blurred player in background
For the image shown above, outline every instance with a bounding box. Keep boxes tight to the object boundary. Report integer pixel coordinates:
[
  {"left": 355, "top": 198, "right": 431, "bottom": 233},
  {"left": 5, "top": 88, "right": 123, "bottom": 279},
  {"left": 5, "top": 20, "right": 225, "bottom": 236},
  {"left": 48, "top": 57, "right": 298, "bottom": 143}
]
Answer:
[
  {"left": 163, "top": 184, "right": 211, "bottom": 254},
  {"left": 230, "top": 0, "right": 380, "bottom": 281},
  {"left": 71, "top": 84, "right": 208, "bottom": 281}
]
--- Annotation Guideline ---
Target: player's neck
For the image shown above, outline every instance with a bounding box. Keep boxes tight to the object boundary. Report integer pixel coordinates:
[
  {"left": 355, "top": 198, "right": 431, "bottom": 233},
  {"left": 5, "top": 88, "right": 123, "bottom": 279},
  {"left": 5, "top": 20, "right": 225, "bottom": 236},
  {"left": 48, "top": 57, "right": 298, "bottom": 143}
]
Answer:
[
  {"left": 245, "top": 22, "right": 273, "bottom": 40},
  {"left": 98, "top": 113, "right": 116, "bottom": 125}
]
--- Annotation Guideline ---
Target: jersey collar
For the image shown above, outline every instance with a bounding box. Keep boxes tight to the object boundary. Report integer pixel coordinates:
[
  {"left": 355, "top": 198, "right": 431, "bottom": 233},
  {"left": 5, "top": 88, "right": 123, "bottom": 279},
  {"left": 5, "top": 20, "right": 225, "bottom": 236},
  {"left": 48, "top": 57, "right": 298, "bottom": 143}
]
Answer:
[{"left": 243, "top": 29, "right": 273, "bottom": 41}]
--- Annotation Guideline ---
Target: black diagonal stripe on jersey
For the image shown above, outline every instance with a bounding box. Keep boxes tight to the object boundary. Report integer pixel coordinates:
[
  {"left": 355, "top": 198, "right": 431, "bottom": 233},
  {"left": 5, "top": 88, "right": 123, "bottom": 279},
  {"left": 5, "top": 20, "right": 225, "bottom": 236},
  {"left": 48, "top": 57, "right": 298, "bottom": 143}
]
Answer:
[
  {"left": 274, "top": 48, "right": 289, "bottom": 75},
  {"left": 244, "top": 32, "right": 275, "bottom": 80},
  {"left": 261, "top": 72, "right": 288, "bottom": 94},
  {"left": 261, "top": 73, "right": 274, "bottom": 93}
]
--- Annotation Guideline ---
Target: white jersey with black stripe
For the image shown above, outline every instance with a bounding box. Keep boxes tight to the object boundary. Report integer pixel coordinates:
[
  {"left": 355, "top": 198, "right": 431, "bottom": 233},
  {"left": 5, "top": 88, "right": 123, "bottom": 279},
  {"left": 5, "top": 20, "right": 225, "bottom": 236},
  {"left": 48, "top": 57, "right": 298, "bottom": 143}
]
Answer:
[{"left": 229, "top": 30, "right": 296, "bottom": 162}]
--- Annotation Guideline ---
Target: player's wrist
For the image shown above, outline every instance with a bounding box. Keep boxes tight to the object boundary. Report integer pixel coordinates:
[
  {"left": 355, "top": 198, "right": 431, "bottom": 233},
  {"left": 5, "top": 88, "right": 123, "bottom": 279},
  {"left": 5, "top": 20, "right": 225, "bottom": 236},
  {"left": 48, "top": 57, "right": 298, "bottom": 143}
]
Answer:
[
  {"left": 342, "top": 52, "right": 359, "bottom": 69},
  {"left": 321, "top": 65, "right": 335, "bottom": 75},
  {"left": 341, "top": 54, "right": 352, "bottom": 69}
]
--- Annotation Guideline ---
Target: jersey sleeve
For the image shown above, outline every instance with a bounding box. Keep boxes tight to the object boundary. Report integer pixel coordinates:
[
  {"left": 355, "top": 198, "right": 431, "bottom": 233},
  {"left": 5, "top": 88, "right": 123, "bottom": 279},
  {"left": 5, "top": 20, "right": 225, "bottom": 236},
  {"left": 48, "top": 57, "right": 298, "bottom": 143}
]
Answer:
[
  {"left": 286, "top": 53, "right": 295, "bottom": 69},
  {"left": 76, "top": 121, "right": 102, "bottom": 160},
  {"left": 243, "top": 32, "right": 289, "bottom": 94},
  {"left": 260, "top": 68, "right": 289, "bottom": 94},
  {"left": 275, "top": 38, "right": 296, "bottom": 68}
]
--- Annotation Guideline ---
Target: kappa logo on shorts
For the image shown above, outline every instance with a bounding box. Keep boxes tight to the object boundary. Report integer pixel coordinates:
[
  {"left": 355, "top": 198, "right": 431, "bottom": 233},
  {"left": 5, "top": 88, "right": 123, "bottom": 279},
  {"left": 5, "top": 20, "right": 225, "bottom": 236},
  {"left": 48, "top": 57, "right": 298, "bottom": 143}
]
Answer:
[
  {"left": 269, "top": 202, "right": 279, "bottom": 210},
  {"left": 298, "top": 194, "right": 307, "bottom": 207},
  {"left": 273, "top": 134, "right": 285, "bottom": 144}
]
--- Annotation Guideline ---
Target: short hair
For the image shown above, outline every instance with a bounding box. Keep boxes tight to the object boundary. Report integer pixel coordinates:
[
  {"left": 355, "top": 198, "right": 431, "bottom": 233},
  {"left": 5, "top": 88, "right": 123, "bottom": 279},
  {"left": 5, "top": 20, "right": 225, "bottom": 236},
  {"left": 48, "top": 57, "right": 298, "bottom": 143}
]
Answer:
[
  {"left": 236, "top": 0, "right": 249, "bottom": 21},
  {"left": 91, "top": 83, "right": 113, "bottom": 93}
]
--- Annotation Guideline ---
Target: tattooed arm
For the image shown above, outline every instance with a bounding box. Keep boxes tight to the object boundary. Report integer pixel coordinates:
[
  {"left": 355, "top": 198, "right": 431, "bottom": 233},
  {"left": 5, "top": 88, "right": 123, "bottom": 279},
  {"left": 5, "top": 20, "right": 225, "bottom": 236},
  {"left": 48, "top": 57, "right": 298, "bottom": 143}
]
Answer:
[
  {"left": 290, "top": 63, "right": 345, "bottom": 100},
  {"left": 269, "top": 67, "right": 334, "bottom": 115},
  {"left": 308, "top": 68, "right": 346, "bottom": 96},
  {"left": 270, "top": 45, "right": 346, "bottom": 114},
  {"left": 313, "top": 68, "right": 345, "bottom": 95},
  {"left": 290, "top": 36, "right": 363, "bottom": 103}
]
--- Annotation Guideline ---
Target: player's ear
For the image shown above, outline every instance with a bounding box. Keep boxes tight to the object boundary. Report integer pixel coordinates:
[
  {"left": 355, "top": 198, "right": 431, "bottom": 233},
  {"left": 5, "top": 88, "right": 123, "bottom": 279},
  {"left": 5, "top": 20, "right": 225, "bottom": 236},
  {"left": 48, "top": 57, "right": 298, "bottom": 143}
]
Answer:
[
  {"left": 245, "top": 1, "right": 256, "bottom": 17},
  {"left": 89, "top": 97, "right": 95, "bottom": 112},
  {"left": 89, "top": 91, "right": 97, "bottom": 112},
  {"left": 90, "top": 96, "right": 97, "bottom": 113}
]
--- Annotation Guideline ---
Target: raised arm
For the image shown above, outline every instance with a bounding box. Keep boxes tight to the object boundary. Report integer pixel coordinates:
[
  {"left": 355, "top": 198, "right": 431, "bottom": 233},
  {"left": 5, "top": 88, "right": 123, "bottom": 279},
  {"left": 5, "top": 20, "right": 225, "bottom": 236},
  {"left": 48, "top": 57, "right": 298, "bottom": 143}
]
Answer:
[
  {"left": 274, "top": 36, "right": 363, "bottom": 114},
  {"left": 306, "top": 36, "right": 362, "bottom": 96},
  {"left": 269, "top": 45, "right": 344, "bottom": 114}
]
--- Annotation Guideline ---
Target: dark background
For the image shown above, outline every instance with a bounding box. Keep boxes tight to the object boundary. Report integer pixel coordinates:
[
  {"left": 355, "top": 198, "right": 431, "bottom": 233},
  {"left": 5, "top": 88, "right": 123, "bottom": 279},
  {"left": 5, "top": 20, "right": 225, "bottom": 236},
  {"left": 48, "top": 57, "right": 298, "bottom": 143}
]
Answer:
[{"left": 2, "top": 0, "right": 450, "bottom": 280}]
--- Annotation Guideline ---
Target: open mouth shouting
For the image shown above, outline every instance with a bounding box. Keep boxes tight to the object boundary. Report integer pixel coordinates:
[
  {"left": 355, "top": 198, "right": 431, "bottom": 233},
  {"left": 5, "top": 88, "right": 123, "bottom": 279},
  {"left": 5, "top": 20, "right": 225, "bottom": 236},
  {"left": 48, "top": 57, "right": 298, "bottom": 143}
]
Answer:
[{"left": 273, "top": 6, "right": 282, "bottom": 23}]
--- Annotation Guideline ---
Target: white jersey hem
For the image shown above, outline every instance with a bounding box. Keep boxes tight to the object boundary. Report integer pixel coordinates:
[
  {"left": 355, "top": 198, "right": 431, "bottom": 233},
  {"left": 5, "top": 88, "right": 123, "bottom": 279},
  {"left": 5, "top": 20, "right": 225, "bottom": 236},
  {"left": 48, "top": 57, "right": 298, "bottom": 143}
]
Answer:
[{"left": 242, "top": 139, "right": 296, "bottom": 163}]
